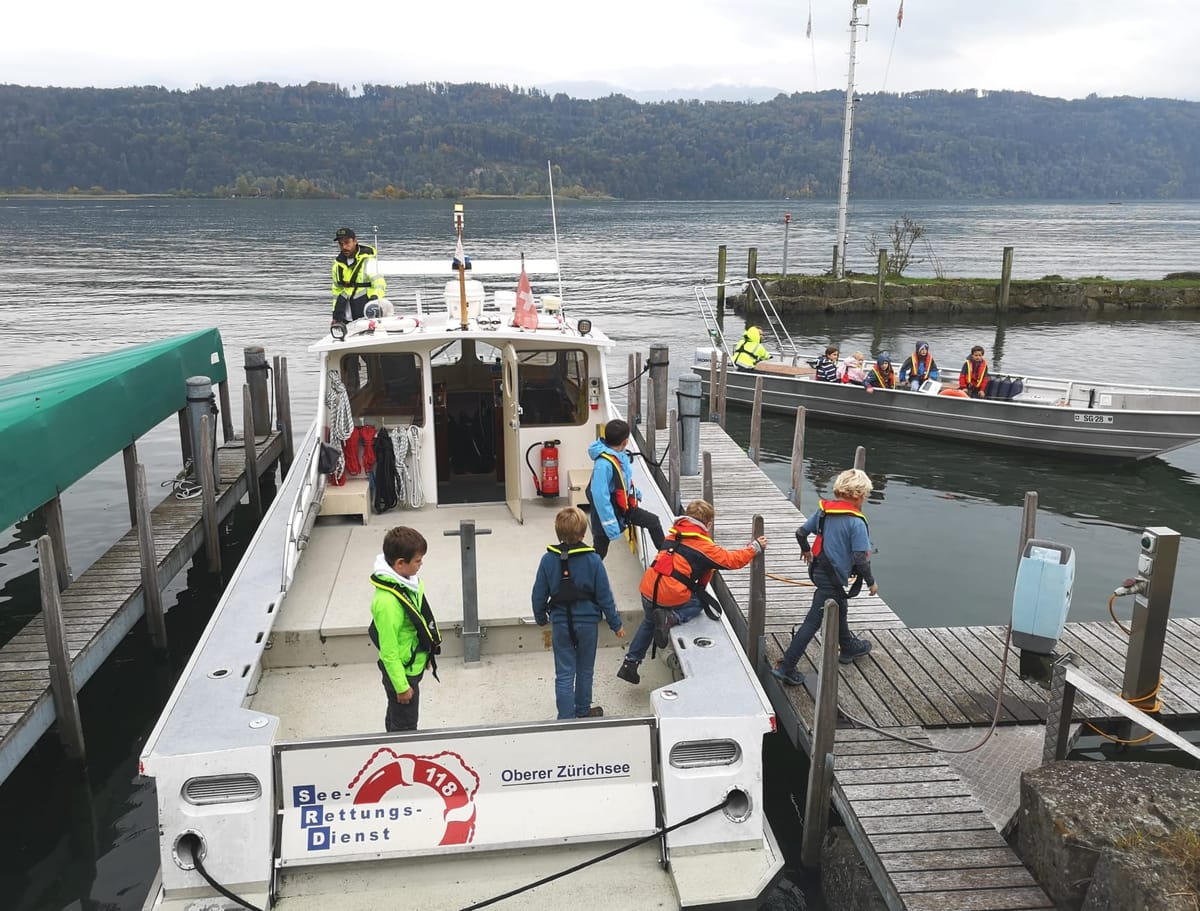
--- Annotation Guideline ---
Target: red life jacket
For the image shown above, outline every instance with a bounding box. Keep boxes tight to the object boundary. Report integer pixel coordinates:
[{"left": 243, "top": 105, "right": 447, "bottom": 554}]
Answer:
[
  {"left": 961, "top": 358, "right": 988, "bottom": 391},
  {"left": 598, "top": 451, "right": 638, "bottom": 513},
  {"left": 811, "top": 499, "right": 868, "bottom": 558}
]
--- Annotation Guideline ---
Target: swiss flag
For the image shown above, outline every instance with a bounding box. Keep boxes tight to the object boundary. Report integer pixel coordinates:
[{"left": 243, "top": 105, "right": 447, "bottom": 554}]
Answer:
[{"left": 512, "top": 261, "right": 538, "bottom": 329}]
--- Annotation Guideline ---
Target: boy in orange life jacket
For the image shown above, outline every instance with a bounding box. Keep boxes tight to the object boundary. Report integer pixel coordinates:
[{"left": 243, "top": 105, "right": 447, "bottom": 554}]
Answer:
[
  {"left": 959, "top": 345, "right": 990, "bottom": 398},
  {"left": 532, "top": 507, "right": 625, "bottom": 720},
  {"left": 617, "top": 499, "right": 767, "bottom": 685},
  {"left": 772, "top": 469, "right": 876, "bottom": 686},
  {"left": 586, "top": 419, "right": 666, "bottom": 560}
]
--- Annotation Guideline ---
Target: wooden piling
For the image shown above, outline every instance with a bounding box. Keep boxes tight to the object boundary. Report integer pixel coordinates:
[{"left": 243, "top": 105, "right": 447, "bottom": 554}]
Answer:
[
  {"left": 668, "top": 407, "right": 680, "bottom": 513},
  {"left": 626, "top": 354, "right": 636, "bottom": 429},
  {"left": 716, "top": 245, "right": 727, "bottom": 331},
  {"left": 702, "top": 451, "right": 713, "bottom": 509},
  {"left": 39, "top": 494, "right": 72, "bottom": 591},
  {"left": 645, "top": 374, "right": 657, "bottom": 467},
  {"left": 134, "top": 463, "right": 168, "bottom": 649},
  {"left": 708, "top": 351, "right": 719, "bottom": 422},
  {"left": 122, "top": 443, "right": 139, "bottom": 528},
  {"left": 788, "top": 406, "right": 806, "bottom": 509},
  {"left": 853, "top": 445, "right": 866, "bottom": 471},
  {"left": 275, "top": 356, "right": 295, "bottom": 477},
  {"left": 801, "top": 597, "right": 841, "bottom": 868},
  {"left": 196, "top": 414, "right": 221, "bottom": 572},
  {"left": 37, "top": 536, "right": 85, "bottom": 761},
  {"left": 747, "top": 514, "right": 766, "bottom": 669},
  {"left": 634, "top": 352, "right": 643, "bottom": 428},
  {"left": 218, "top": 378, "right": 235, "bottom": 443},
  {"left": 718, "top": 352, "right": 729, "bottom": 427},
  {"left": 1018, "top": 491, "right": 1038, "bottom": 560},
  {"left": 177, "top": 407, "right": 192, "bottom": 468},
  {"left": 748, "top": 376, "right": 764, "bottom": 464},
  {"left": 876, "top": 250, "right": 888, "bottom": 310},
  {"left": 747, "top": 247, "right": 759, "bottom": 315},
  {"left": 999, "top": 246, "right": 1014, "bottom": 313},
  {"left": 244, "top": 385, "right": 263, "bottom": 520}
]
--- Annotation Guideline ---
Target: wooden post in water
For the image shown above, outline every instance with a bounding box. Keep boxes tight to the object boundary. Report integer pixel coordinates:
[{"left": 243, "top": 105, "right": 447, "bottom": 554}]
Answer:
[
  {"left": 634, "top": 352, "right": 643, "bottom": 428},
  {"left": 37, "top": 535, "right": 85, "bottom": 761},
  {"left": 748, "top": 376, "right": 764, "bottom": 464},
  {"left": 275, "top": 355, "right": 295, "bottom": 478},
  {"left": 703, "top": 451, "right": 714, "bottom": 509},
  {"left": 244, "top": 346, "right": 272, "bottom": 438},
  {"left": 716, "top": 244, "right": 727, "bottom": 332},
  {"left": 244, "top": 385, "right": 263, "bottom": 520},
  {"left": 853, "top": 445, "right": 866, "bottom": 471},
  {"left": 649, "top": 345, "right": 669, "bottom": 431},
  {"left": 718, "top": 352, "right": 729, "bottom": 427},
  {"left": 831, "top": 244, "right": 839, "bottom": 277},
  {"left": 708, "top": 351, "right": 719, "bottom": 422},
  {"left": 645, "top": 374, "right": 657, "bottom": 471},
  {"left": 196, "top": 414, "right": 221, "bottom": 573},
  {"left": 134, "top": 463, "right": 167, "bottom": 649},
  {"left": 1019, "top": 491, "right": 1038, "bottom": 561},
  {"left": 999, "top": 246, "right": 1015, "bottom": 313},
  {"left": 876, "top": 250, "right": 888, "bottom": 310},
  {"left": 176, "top": 408, "right": 192, "bottom": 472},
  {"left": 668, "top": 407, "right": 680, "bottom": 513},
  {"left": 217, "top": 378, "right": 235, "bottom": 443},
  {"left": 626, "top": 355, "right": 636, "bottom": 429},
  {"left": 39, "top": 494, "right": 72, "bottom": 591},
  {"left": 788, "top": 406, "right": 807, "bottom": 509},
  {"left": 747, "top": 515, "right": 766, "bottom": 668},
  {"left": 747, "top": 247, "right": 759, "bottom": 316},
  {"left": 123, "top": 442, "right": 139, "bottom": 527},
  {"left": 801, "top": 597, "right": 841, "bottom": 868}
]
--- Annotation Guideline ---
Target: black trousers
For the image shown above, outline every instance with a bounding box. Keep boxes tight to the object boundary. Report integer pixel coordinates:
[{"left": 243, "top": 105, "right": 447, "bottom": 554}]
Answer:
[
  {"left": 379, "top": 662, "right": 422, "bottom": 732},
  {"left": 590, "top": 506, "right": 665, "bottom": 559}
]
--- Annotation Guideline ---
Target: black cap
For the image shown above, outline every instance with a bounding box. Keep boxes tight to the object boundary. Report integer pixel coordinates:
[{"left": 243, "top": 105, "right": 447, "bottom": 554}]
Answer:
[{"left": 334, "top": 227, "right": 356, "bottom": 242}]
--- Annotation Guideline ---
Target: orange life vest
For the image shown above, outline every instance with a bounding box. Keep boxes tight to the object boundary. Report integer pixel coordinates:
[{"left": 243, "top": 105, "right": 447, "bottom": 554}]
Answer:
[
  {"left": 811, "top": 498, "right": 868, "bottom": 558},
  {"left": 962, "top": 358, "right": 989, "bottom": 391}
]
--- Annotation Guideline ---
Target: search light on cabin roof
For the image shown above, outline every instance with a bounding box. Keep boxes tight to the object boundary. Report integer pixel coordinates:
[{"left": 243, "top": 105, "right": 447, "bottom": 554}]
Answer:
[{"left": 577, "top": 318, "right": 592, "bottom": 336}]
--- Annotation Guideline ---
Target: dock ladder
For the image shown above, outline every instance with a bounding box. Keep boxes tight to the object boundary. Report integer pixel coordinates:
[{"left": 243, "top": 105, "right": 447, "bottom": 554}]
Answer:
[{"left": 694, "top": 277, "right": 805, "bottom": 366}]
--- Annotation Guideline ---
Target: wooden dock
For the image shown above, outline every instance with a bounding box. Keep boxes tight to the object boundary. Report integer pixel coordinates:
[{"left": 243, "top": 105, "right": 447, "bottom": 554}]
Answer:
[
  {"left": 0, "top": 433, "right": 283, "bottom": 783},
  {"left": 677, "top": 421, "right": 1200, "bottom": 911}
]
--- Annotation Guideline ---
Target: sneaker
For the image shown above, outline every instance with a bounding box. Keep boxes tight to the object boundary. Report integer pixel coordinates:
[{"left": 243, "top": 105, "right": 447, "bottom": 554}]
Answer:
[
  {"left": 617, "top": 659, "right": 641, "bottom": 685},
  {"left": 653, "top": 609, "right": 678, "bottom": 649},
  {"left": 771, "top": 663, "right": 805, "bottom": 686},
  {"left": 839, "top": 638, "right": 873, "bottom": 665},
  {"left": 581, "top": 706, "right": 604, "bottom": 718}
]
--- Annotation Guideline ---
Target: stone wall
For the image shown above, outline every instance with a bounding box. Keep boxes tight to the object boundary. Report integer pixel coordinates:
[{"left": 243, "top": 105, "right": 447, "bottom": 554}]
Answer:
[{"left": 731, "top": 277, "right": 1200, "bottom": 314}]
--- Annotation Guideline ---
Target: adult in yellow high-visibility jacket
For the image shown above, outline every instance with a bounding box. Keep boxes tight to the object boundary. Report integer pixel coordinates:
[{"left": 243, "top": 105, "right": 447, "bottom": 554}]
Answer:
[
  {"left": 331, "top": 227, "right": 387, "bottom": 324},
  {"left": 732, "top": 326, "right": 771, "bottom": 371}
]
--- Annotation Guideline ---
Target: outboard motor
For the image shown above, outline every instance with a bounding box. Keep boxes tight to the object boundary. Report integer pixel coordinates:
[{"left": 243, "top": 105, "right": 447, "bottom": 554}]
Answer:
[{"left": 1012, "top": 538, "right": 1075, "bottom": 686}]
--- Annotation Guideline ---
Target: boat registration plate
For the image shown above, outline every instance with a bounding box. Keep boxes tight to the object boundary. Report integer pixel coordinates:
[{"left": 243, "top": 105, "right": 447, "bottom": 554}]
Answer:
[{"left": 1073, "top": 413, "right": 1114, "bottom": 425}]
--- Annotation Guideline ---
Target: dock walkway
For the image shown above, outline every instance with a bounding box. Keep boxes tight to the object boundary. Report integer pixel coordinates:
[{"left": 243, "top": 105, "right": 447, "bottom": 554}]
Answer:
[
  {"left": 0, "top": 433, "right": 283, "bottom": 783},
  {"left": 678, "top": 421, "right": 1200, "bottom": 911}
]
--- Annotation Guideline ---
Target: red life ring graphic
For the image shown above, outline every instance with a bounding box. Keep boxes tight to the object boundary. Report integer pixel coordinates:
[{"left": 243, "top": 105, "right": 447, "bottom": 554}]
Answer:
[{"left": 348, "top": 748, "right": 480, "bottom": 846}]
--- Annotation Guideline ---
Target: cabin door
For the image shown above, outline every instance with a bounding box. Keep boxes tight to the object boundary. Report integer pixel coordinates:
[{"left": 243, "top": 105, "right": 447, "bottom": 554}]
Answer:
[{"left": 501, "top": 343, "right": 522, "bottom": 524}]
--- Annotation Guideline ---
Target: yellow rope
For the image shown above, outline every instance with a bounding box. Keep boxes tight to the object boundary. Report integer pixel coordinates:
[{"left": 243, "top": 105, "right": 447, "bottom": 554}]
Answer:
[
  {"left": 1107, "top": 592, "right": 1131, "bottom": 635},
  {"left": 1086, "top": 594, "right": 1161, "bottom": 743}
]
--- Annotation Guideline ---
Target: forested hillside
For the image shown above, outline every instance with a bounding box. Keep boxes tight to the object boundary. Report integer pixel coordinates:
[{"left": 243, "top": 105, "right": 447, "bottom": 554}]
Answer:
[{"left": 2, "top": 82, "right": 1198, "bottom": 199}]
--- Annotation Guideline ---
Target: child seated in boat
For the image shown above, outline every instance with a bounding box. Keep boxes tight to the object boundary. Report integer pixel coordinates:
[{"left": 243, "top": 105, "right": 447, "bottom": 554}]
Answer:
[
  {"left": 368, "top": 526, "right": 443, "bottom": 732},
  {"left": 840, "top": 351, "right": 866, "bottom": 384},
  {"left": 532, "top": 507, "right": 625, "bottom": 720},
  {"left": 958, "top": 345, "right": 990, "bottom": 398},
  {"left": 814, "top": 345, "right": 840, "bottom": 382},
  {"left": 863, "top": 352, "right": 897, "bottom": 392},
  {"left": 898, "top": 340, "right": 939, "bottom": 390}
]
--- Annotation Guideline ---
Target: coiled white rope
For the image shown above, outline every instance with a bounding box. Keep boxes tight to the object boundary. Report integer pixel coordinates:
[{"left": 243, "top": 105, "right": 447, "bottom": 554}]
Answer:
[
  {"left": 390, "top": 424, "right": 425, "bottom": 508},
  {"left": 325, "top": 369, "right": 354, "bottom": 482}
]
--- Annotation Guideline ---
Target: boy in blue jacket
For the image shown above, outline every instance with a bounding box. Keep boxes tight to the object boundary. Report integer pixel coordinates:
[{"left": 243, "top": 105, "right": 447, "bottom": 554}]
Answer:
[
  {"left": 586, "top": 419, "right": 665, "bottom": 560},
  {"left": 533, "top": 507, "right": 625, "bottom": 719}
]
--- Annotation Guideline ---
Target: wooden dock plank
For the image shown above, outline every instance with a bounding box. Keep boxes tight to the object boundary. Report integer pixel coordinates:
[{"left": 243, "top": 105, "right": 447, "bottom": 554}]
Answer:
[
  {"left": 871, "top": 830, "right": 1009, "bottom": 852},
  {"left": 901, "top": 888, "right": 1055, "bottom": 911},
  {"left": 880, "top": 847, "right": 1025, "bottom": 872},
  {"left": 891, "top": 629, "right": 996, "bottom": 725}
]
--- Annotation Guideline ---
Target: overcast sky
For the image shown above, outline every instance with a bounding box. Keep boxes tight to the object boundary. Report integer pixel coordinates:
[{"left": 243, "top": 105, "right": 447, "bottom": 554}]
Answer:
[{"left": 6, "top": 0, "right": 1199, "bottom": 102}]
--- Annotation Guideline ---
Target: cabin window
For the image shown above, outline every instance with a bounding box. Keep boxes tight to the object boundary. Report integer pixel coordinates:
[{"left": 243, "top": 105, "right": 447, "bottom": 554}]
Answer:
[
  {"left": 339, "top": 353, "right": 425, "bottom": 425},
  {"left": 517, "top": 349, "right": 588, "bottom": 426}
]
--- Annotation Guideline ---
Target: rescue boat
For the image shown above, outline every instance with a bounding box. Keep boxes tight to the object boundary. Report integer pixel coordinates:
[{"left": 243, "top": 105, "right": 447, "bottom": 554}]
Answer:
[{"left": 139, "top": 206, "right": 783, "bottom": 911}]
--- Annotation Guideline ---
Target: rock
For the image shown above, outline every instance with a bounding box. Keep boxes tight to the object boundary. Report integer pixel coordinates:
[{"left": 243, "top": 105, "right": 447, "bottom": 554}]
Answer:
[
  {"left": 821, "top": 826, "right": 888, "bottom": 911},
  {"left": 1081, "top": 845, "right": 1196, "bottom": 911},
  {"left": 756, "top": 876, "right": 808, "bottom": 911},
  {"left": 1018, "top": 761, "right": 1200, "bottom": 911}
]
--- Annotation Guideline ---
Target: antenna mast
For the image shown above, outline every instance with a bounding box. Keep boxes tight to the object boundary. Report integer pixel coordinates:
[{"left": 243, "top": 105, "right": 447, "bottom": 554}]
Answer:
[{"left": 835, "top": 0, "right": 867, "bottom": 278}]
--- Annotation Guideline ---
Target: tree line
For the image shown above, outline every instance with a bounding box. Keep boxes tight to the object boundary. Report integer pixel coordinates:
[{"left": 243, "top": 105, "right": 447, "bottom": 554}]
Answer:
[{"left": 2, "top": 81, "right": 1198, "bottom": 199}]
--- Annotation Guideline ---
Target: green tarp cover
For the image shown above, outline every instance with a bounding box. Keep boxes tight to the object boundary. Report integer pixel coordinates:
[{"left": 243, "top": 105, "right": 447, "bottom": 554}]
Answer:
[{"left": 0, "top": 328, "right": 228, "bottom": 532}]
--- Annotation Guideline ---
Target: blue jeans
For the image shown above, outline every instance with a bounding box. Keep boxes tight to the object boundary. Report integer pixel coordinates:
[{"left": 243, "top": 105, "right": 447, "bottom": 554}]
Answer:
[
  {"left": 625, "top": 594, "right": 704, "bottom": 664},
  {"left": 780, "top": 562, "right": 860, "bottom": 671},
  {"left": 552, "top": 618, "right": 600, "bottom": 719}
]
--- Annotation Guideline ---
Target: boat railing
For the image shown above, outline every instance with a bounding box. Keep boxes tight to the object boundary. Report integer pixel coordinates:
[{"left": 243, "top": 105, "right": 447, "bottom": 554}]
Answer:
[
  {"left": 694, "top": 285, "right": 730, "bottom": 358},
  {"left": 694, "top": 278, "right": 803, "bottom": 366}
]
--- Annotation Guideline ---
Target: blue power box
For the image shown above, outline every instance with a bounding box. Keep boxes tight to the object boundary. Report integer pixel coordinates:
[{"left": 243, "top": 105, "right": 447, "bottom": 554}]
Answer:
[{"left": 1012, "top": 539, "right": 1075, "bottom": 654}]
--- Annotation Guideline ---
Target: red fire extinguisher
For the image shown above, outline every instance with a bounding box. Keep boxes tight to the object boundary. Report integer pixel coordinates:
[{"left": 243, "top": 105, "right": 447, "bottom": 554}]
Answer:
[{"left": 524, "top": 439, "right": 561, "bottom": 497}]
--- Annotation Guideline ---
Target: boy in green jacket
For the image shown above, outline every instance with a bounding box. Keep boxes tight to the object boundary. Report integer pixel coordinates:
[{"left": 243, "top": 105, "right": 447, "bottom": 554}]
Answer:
[{"left": 368, "top": 526, "right": 442, "bottom": 731}]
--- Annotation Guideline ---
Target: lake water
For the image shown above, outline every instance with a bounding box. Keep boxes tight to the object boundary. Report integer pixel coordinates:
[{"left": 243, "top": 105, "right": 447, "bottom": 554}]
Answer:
[{"left": 3, "top": 197, "right": 1200, "bottom": 909}]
